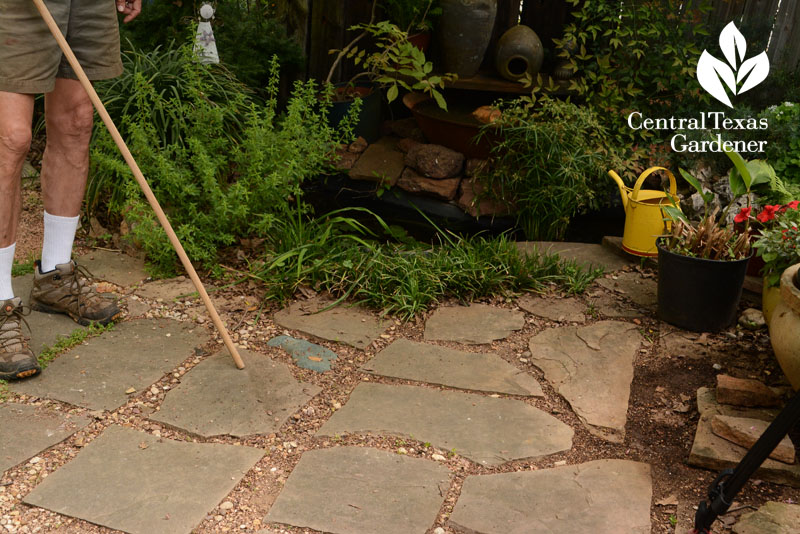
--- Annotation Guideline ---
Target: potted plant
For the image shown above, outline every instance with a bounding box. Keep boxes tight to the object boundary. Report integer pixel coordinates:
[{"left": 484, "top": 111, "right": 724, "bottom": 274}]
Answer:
[
  {"left": 748, "top": 201, "right": 800, "bottom": 323},
  {"left": 380, "top": 0, "right": 441, "bottom": 50},
  {"left": 325, "top": 0, "right": 454, "bottom": 140},
  {"left": 658, "top": 151, "right": 773, "bottom": 332}
]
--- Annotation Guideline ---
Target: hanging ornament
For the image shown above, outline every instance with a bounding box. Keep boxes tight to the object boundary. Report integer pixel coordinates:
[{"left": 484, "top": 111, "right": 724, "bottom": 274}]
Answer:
[{"left": 194, "top": 3, "right": 219, "bottom": 64}]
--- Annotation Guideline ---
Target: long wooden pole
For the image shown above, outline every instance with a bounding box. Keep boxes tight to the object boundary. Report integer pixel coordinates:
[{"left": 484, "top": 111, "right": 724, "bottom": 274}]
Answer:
[{"left": 31, "top": 0, "right": 245, "bottom": 369}]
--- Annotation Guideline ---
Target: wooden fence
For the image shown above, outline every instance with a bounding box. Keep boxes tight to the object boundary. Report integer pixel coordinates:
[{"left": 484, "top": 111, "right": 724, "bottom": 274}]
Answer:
[{"left": 281, "top": 0, "right": 800, "bottom": 84}]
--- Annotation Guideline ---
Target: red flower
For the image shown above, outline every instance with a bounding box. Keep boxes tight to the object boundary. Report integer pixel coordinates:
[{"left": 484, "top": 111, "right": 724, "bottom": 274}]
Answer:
[
  {"left": 734, "top": 206, "right": 752, "bottom": 223},
  {"left": 757, "top": 204, "right": 780, "bottom": 223},
  {"left": 787, "top": 200, "right": 800, "bottom": 210}
]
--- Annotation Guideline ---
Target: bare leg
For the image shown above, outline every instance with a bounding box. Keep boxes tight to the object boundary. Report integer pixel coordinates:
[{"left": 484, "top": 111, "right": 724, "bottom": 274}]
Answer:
[
  {"left": 0, "top": 92, "right": 35, "bottom": 248},
  {"left": 41, "top": 78, "right": 94, "bottom": 217}
]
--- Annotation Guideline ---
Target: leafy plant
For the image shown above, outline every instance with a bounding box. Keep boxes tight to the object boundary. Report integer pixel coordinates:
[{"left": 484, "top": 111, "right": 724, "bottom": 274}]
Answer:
[
  {"left": 326, "top": 0, "right": 455, "bottom": 109},
  {"left": 662, "top": 151, "right": 774, "bottom": 260},
  {"left": 759, "top": 102, "right": 800, "bottom": 197},
  {"left": 752, "top": 202, "right": 800, "bottom": 287},
  {"left": 251, "top": 206, "right": 602, "bottom": 319},
  {"left": 91, "top": 53, "right": 357, "bottom": 276},
  {"left": 380, "top": 0, "right": 440, "bottom": 33},
  {"left": 547, "top": 0, "right": 712, "bottom": 167},
  {"left": 478, "top": 96, "right": 624, "bottom": 240}
]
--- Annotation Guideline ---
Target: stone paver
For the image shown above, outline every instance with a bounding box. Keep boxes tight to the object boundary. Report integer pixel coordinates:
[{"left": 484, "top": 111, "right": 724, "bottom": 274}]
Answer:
[
  {"left": 0, "top": 403, "right": 90, "bottom": 473},
  {"left": 734, "top": 502, "right": 800, "bottom": 534},
  {"left": 361, "top": 339, "right": 542, "bottom": 396},
  {"left": 267, "top": 335, "right": 338, "bottom": 372},
  {"left": 528, "top": 321, "right": 642, "bottom": 442},
  {"left": 517, "top": 241, "right": 631, "bottom": 271},
  {"left": 76, "top": 249, "right": 148, "bottom": 287},
  {"left": 348, "top": 137, "right": 405, "bottom": 185},
  {"left": 711, "top": 415, "right": 795, "bottom": 464},
  {"left": 696, "top": 387, "right": 779, "bottom": 422},
  {"left": 595, "top": 272, "right": 657, "bottom": 309},
  {"left": 151, "top": 349, "right": 320, "bottom": 437},
  {"left": 689, "top": 414, "right": 800, "bottom": 487},
  {"left": 11, "top": 319, "right": 209, "bottom": 411},
  {"left": 134, "top": 276, "right": 199, "bottom": 301},
  {"left": 449, "top": 459, "right": 652, "bottom": 534},
  {"left": 266, "top": 447, "right": 449, "bottom": 534},
  {"left": 24, "top": 425, "right": 263, "bottom": 534},
  {"left": 517, "top": 294, "right": 586, "bottom": 323},
  {"left": 423, "top": 304, "right": 524, "bottom": 345},
  {"left": 318, "top": 383, "right": 573, "bottom": 466},
  {"left": 587, "top": 291, "right": 643, "bottom": 318},
  {"left": 274, "top": 297, "right": 388, "bottom": 349}
]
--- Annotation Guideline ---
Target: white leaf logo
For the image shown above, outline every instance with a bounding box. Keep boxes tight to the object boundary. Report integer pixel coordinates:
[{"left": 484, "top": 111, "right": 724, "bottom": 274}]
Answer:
[{"left": 696, "top": 22, "right": 770, "bottom": 108}]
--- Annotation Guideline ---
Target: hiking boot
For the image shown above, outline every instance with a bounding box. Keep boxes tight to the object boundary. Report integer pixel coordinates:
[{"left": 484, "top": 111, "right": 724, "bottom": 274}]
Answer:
[
  {"left": 29, "top": 260, "right": 121, "bottom": 326},
  {"left": 0, "top": 298, "right": 41, "bottom": 380}
]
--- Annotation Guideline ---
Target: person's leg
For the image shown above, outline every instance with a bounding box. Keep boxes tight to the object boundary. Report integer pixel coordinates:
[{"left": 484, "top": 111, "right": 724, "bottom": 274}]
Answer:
[
  {"left": 0, "top": 91, "right": 35, "bottom": 299},
  {"left": 38, "top": 78, "right": 92, "bottom": 272},
  {"left": 30, "top": 78, "right": 119, "bottom": 326},
  {"left": 0, "top": 91, "right": 40, "bottom": 380}
]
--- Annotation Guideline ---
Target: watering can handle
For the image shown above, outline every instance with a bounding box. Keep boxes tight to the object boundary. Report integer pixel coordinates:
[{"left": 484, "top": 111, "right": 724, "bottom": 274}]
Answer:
[
  {"left": 607, "top": 170, "right": 628, "bottom": 208},
  {"left": 632, "top": 167, "right": 677, "bottom": 201}
]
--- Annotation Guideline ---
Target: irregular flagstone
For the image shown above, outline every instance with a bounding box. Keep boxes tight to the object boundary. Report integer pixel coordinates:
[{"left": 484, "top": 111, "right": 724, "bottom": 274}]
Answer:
[
  {"left": 274, "top": 298, "right": 388, "bottom": 350},
  {"left": 361, "top": 339, "right": 542, "bottom": 396},
  {"left": 151, "top": 349, "right": 320, "bottom": 437},
  {"left": 449, "top": 459, "right": 652, "bottom": 534},
  {"left": 24, "top": 425, "right": 263, "bottom": 534},
  {"left": 11, "top": 319, "right": 209, "bottom": 411},
  {"left": 267, "top": 335, "right": 338, "bottom": 373},
  {"left": 266, "top": 447, "right": 449, "bottom": 534},
  {"left": 588, "top": 291, "right": 643, "bottom": 318},
  {"left": 595, "top": 272, "right": 657, "bottom": 309},
  {"left": 134, "top": 276, "right": 200, "bottom": 302},
  {"left": 318, "top": 383, "right": 572, "bottom": 466},
  {"left": 0, "top": 403, "right": 90, "bottom": 473},
  {"left": 423, "top": 304, "right": 525, "bottom": 345},
  {"left": 517, "top": 294, "right": 586, "bottom": 323},
  {"left": 716, "top": 374, "right": 782, "bottom": 407},
  {"left": 696, "top": 387, "right": 779, "bottom": 422},
  {"left": 517, "top": 241, "right": 631, "bottom": 271},
  {"left": 734, "top": 502, "right": 800, "bottom": 534},
  {"left": 711, "top": 415, "right": 795, "bottom": 464},
  {"left": 528, "top": 321, "right": 642, "bottom": 442},
  {"left": 689, "top": 414, "right": 800, "bottom": 487},
  {"left": 76, "top": 249, "right": 148, "bottom": 288}
]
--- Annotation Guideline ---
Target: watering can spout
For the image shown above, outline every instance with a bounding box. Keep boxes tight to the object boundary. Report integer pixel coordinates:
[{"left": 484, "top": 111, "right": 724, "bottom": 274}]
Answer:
[{"left": 608, "top": 170, "right": 628, "bottom": 209}]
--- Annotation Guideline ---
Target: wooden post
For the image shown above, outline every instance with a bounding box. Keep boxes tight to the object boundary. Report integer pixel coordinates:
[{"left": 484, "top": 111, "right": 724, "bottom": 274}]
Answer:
[{"left": 31, "top": 0, "right": 246, "bottom": 370}]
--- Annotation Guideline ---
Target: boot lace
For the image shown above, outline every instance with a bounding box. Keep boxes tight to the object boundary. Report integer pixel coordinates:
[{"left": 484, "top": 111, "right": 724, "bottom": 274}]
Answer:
[{"left": 0, "top": 302, "right": 31, "bottom": 353}]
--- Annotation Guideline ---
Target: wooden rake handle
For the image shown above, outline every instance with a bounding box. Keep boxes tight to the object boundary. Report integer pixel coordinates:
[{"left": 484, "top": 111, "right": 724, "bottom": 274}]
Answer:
[{"left": 31, "top": 0, "right": 245, "bottom": 369}]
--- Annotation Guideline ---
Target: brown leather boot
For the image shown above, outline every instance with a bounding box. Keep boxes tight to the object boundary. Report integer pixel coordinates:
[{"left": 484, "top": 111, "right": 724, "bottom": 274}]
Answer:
[
  {"left": 0, "top": 298, "right": 41, "bottom": 380},
  {"left": 29, "top": 261, "right": 121, "bottom": 326}
]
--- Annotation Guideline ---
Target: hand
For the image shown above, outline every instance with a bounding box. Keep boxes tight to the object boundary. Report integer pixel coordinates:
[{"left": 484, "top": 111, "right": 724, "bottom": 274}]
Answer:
[{"left": 116, "top": 0, "right": 142, "bottom": 23}]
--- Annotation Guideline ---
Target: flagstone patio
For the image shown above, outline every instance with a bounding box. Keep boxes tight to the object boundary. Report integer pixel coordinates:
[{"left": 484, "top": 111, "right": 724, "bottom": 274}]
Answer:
[{"left": 1, "top": 243, "right": 797, "bottom": 534}]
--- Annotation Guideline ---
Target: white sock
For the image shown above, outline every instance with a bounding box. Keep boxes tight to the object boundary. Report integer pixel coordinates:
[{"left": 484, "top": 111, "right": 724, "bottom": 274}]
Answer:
[
  {"left": 0, "top": 243, "right": 15, "bottom": 300},
  {"left": 41, "top": 211, "right": 80, "bottom": 273}
]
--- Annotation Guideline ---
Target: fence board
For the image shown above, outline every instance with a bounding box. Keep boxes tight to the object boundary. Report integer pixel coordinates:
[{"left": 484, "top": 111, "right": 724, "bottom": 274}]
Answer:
[{"left": 769, "top": 0, "right": 800, "bottom": 70}]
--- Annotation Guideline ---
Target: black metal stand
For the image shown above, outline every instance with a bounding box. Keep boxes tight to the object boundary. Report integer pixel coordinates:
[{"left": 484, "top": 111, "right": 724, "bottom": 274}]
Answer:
[{"left": 692, "top": 388, "right": 800, "bottom": 533}]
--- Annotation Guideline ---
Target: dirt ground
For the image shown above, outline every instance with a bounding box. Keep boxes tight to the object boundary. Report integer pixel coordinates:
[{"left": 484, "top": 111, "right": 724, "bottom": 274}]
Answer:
[{"left": 2, "top": 158, "right": 798, "bottom": 534}]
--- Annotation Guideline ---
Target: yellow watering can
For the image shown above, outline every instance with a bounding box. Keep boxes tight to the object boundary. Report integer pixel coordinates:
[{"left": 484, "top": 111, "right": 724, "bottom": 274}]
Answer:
[{"left": 608, "top": 166, "right": 678, "bottom": 257}]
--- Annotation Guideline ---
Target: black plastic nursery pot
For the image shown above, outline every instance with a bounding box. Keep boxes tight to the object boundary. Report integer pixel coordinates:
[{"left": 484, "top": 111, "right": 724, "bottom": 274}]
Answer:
[
  {"left": 656, "top": 239, "right": 752, "bottom": 333},
  {"left": 328, "top": 83, "right": 382, "bottom": 143}
]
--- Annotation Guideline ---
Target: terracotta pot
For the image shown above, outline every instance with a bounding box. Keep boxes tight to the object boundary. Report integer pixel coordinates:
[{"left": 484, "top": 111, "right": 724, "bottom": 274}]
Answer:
[
  {"left": 762, "top": 277, "right": 781, "bottom": 325},
  {"left": 494, "top": 25, "right": 544, "bottom": 81},
  {"left": 769, "top": 263, "right": 800, "bottom": 389},
  {"left": 408, "top": 30, "right": 431, "bottom": 52},
  {"left": 437, "top": 0, "right": 498, "bottom": 78}
]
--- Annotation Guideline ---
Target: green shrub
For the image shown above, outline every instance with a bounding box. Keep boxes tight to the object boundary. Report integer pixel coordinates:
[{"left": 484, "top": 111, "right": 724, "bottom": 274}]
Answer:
[
  {"left": 760, "top": 102, "right": 800, "bottom": 196},
  {"left": 91, "top": 52, "right": 357, "bottom": 276},
  {"left": 479, "top": 97, "right": 624, "bottom": 241},
  {"left": 551, "top": 0, "right": 712, "bottom": 167}
]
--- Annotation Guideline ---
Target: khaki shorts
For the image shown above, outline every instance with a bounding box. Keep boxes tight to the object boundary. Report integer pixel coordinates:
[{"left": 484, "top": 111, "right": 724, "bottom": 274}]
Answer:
[{"left": 0, "top": 0, "right": 123, "bottom": 94}]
